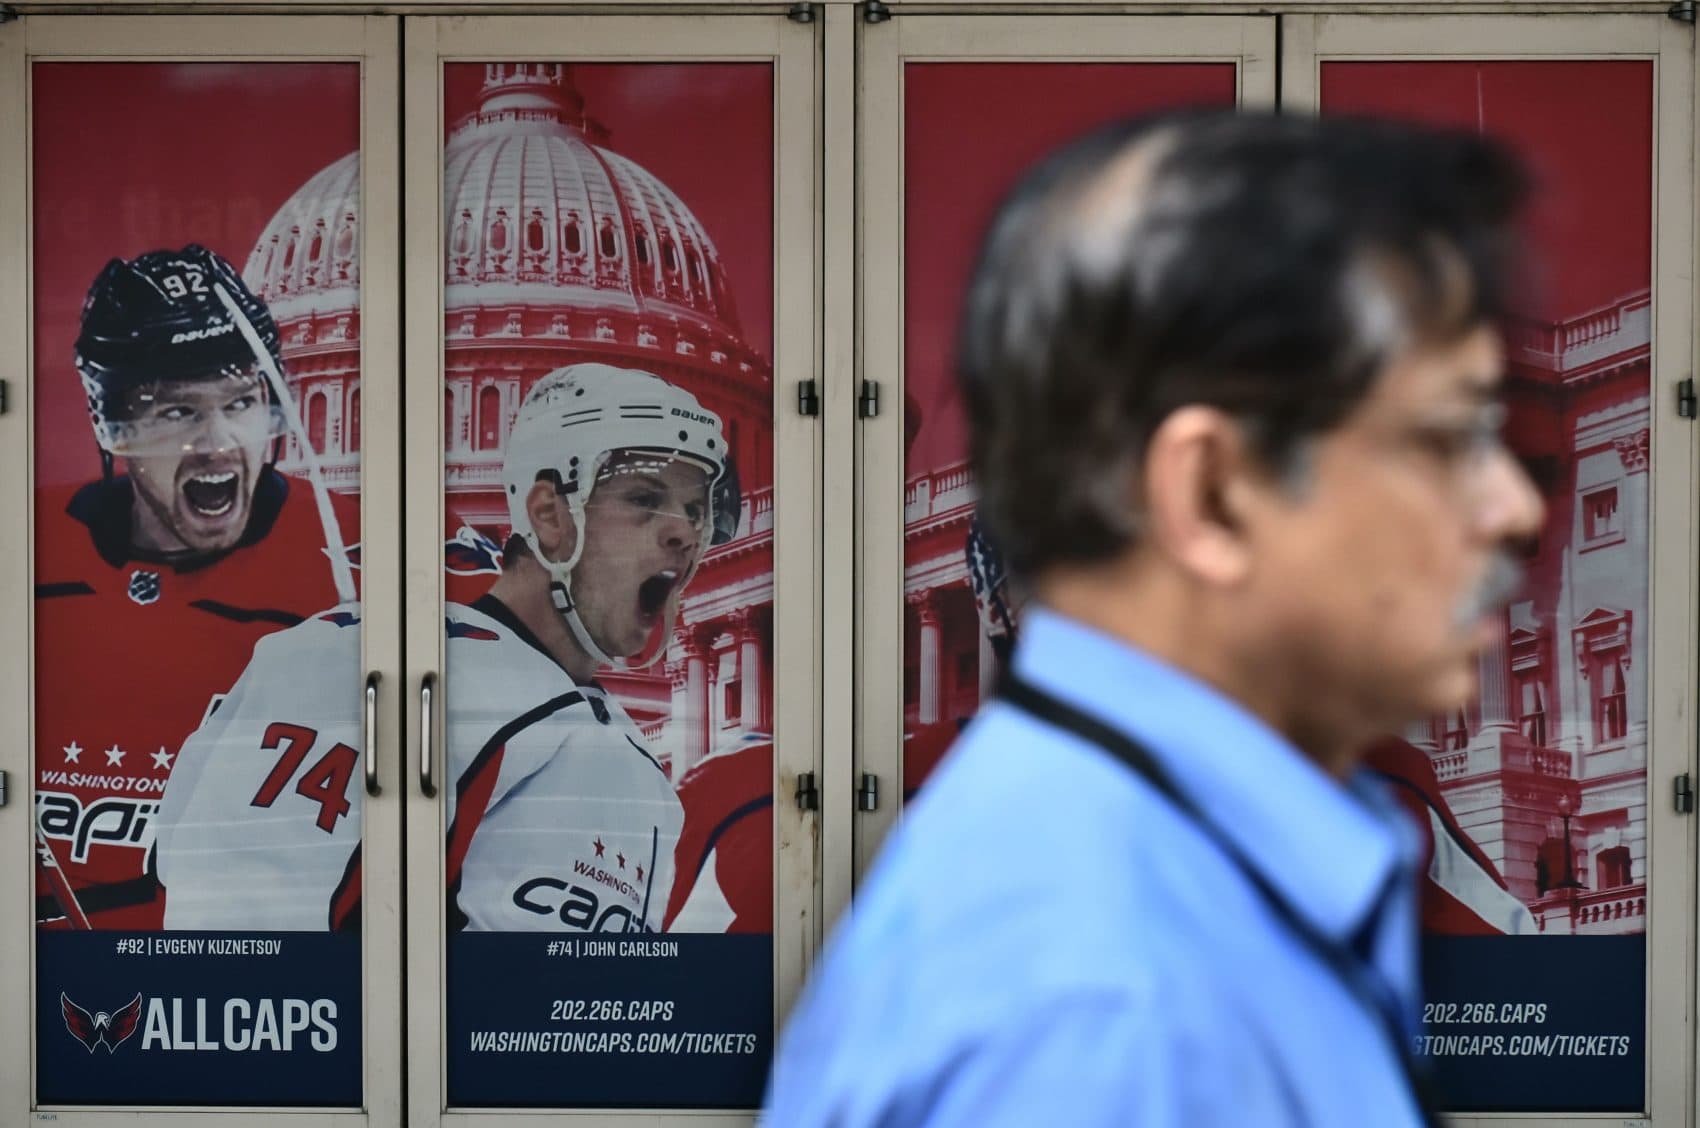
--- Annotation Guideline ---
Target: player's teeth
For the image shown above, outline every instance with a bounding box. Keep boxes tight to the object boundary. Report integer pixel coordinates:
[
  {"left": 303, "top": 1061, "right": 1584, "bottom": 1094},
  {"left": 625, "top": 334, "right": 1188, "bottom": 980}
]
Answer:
[{"left": 192, "top": 472, "right": 237, "bottom": 485}]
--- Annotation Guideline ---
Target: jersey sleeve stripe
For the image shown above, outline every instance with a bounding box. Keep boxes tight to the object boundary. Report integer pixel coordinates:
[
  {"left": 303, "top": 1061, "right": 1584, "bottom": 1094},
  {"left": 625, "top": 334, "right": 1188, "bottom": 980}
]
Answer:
[
  {"left": 446, "top": 744, "right": 507, "bottom": 892},
  {"left": 35, "top": 581, "right": 96, "bottom": 599},
  {"left": 453, "top": 690, "right": 590, "bottom": 804},
  {"left": 329, "top": 844, "right": 363, "bottom": 932},
  {"left": 187, "top": 599, "right": 306, "bottom": 627}
]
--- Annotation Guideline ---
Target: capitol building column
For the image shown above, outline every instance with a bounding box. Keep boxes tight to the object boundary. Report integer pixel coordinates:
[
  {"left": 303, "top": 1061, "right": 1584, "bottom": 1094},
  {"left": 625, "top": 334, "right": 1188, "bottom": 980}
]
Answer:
[
  {"left": 733, "top": 609, "right": 765, "bottom": 735},
  {"left": 672, "top": 629, "right": 710, "bottom": 775},
  {"left": 912, "top": 593, "right": 942, "bottom": 727}
]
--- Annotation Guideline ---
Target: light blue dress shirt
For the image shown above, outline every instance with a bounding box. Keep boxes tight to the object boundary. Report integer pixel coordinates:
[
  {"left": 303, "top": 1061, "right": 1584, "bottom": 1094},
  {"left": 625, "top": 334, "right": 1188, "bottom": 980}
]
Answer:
[{"left": 765, "top": 607, "right": 1426, "bottom": 1126}]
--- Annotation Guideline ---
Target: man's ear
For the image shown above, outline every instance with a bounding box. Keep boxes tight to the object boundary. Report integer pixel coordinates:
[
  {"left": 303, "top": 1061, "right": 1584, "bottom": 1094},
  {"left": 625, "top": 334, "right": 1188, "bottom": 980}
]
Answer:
[
  {"left": 525, "top": 480, "right": 572, "bottom": 562},
  {"left": 1141, "top": 405, "right": 1261, "bottom": 587}
]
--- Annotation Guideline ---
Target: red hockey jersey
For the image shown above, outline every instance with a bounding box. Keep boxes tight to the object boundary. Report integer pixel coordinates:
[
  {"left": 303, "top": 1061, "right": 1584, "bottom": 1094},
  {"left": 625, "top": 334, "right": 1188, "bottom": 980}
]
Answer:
[
  {"left": 34, "top": 470, "right": 359, "bottom": 930},
  {"left": 1362, "top": 736, "right": 1537, "bottom": 936},
  {"left": 665, "top": 738, "right": 772, "bottom": 934}
]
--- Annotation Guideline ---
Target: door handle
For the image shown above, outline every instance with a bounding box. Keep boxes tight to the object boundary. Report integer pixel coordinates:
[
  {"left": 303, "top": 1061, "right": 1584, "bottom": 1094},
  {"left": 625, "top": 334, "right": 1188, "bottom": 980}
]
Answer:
[
  {"left": 420, "top": 672, "right": 438, "bottom": 798},
  {"left": 363, "top": 671, "right": 381, "bottom": 797}
]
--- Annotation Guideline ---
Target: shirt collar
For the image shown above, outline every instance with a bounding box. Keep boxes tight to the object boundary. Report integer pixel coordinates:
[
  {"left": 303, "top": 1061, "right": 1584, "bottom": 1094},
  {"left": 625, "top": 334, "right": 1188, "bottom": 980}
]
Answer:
[{"left": 1008, "top": 606, "right": 1410, "bottom": 944}]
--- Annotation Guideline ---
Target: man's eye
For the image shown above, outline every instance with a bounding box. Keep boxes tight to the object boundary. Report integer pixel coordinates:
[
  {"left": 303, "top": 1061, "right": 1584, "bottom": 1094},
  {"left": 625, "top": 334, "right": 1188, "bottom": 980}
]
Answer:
[
  {"left": 684, "top": 501, "right": 705, "bottom": 524},
  {"left": 226, "top": 395, "right": 258, "bottom": 413},
  {"left": 629, "top": 490, "right": 663, "bottom": 511},
  {"left": 159, "top": 405, "right": 195, "bottom": 423},
  {"left": 1414, "top": 421, "right": 1500, "bottom": 462}
]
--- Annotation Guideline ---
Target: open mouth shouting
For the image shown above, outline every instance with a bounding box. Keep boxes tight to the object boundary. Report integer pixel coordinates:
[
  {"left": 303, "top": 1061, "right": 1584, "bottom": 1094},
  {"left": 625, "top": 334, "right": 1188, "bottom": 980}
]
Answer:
[
  {"left": 182, "top": 470, "right": 241, "bottom": 518},
  {"left": 637, "top": 568, "right": 682, "bottom": 622}
]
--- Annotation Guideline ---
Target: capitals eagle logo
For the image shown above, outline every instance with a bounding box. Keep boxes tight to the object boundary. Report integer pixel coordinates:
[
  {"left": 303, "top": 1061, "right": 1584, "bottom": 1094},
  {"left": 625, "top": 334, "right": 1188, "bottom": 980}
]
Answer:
[{"left": 60, "top": 991, "right": 143, "bottom": 1053}]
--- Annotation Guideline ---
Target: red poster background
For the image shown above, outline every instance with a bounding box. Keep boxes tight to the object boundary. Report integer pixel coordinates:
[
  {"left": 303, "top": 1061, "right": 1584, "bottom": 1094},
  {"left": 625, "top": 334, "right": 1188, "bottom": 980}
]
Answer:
[
  {"left": 442, "top": 63, "right": 774, "bottom": 361},
  {"left": 32, "top": 63, "right": 361, "bottom": 487},
  {"left": 900, "top": 63, "right": 1237, "bottom": 793}
]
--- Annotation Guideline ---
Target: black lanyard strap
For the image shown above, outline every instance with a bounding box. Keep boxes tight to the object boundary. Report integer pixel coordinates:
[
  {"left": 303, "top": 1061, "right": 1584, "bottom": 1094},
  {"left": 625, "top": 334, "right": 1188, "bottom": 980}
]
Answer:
[{"left": 998, "top": 671, "right": 1446, "bottom": 1128}]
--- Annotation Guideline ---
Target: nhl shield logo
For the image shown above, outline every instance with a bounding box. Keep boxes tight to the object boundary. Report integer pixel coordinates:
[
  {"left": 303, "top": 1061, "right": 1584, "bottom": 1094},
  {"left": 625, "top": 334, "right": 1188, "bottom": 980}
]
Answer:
[
  {"left": 61, "top": 991, "right": 143, "bottom": 1053},
  {"left": 127, "top": 570, "right": 161, "bottom": 605}
]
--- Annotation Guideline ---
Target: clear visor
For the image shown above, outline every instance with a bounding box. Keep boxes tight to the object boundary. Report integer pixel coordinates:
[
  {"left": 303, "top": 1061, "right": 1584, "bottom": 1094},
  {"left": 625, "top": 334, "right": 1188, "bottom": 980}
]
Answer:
[
  {"left": 93, "top": 368, "right": 288, "bottom": 458},
  {"left": 581, "top": 452, "right": 717, "bottom": 543}
]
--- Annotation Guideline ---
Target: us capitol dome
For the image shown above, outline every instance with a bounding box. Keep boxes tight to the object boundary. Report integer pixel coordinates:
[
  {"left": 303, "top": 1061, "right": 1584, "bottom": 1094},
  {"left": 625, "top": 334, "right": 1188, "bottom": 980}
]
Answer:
[{"left": 244, "top": 61, "right": 776, "bottom": 774}]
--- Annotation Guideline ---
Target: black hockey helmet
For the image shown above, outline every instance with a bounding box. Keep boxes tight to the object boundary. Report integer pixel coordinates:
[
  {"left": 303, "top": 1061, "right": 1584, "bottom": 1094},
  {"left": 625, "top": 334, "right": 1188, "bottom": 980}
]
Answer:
[{"left": 74, "top": 245, "right": 284, "bottom": 453}]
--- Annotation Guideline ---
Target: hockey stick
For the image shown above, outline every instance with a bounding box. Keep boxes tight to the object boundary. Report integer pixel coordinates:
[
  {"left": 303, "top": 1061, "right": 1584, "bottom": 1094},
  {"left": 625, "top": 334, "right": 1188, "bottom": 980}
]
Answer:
[
  {"left": 212, "top": 282, "right": 359, "bottom": 606},
  {"left": 35, "top": 825, "right": 92, "bottom": 930}
]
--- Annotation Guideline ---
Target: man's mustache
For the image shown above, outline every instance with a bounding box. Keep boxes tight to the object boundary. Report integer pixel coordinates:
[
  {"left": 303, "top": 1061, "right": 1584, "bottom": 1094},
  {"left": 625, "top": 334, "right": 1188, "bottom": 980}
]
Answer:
[{"left": 1455, "top": 553, "right": 1526, "bottom": 629}]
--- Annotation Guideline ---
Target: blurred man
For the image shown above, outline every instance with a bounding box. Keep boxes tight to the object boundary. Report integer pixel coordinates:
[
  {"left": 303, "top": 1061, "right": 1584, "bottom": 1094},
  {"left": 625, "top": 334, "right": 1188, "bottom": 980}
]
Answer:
[
  {"left": 35, "top": 245, "right": 357, "bottom": 931},
  {"left": 766, "top": 111, "right": 1543, "bottom": 1126}
]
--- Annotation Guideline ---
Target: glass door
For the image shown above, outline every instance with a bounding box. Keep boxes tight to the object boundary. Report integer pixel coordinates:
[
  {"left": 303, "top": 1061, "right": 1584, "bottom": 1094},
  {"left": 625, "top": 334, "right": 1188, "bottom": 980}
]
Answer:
[
  {"left": 1282, "top": 13, "right": 1695, "bottom": 1122},
  {"left": 402, "top": 13, "right": 820, "bottom": 1124},
  {"left": 855, "top": 13, "right": 1278, "bottom": 874},
  {"left": 0, "top": 14, "right": 403, "bottom": 1126}
]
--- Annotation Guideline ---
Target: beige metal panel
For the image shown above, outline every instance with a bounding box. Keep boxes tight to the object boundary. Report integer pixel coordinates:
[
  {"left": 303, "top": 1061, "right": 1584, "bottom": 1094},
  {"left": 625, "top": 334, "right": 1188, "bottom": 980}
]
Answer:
[
  {"left": 820, "top": 1, "right": 857, "bottom": 942},
  {"left": 353, "top": 14, "right": 406, "bottom": 1128},
  {"left": 399, "top": 16, "right": 446, "bottom": 1128},
  {"left": 403, "top": 13, "right": 820, "bottom": 1126},
  {"left": 1648, "top": 18, "right": 1697, "bottom": 1128},
  {"left": 5, "top": 13, "right": 403, "bottom": 1128},
  {"left": 23, "top": 14, "right": 395, "bottom": 53},
  {"left": 1283, "top": 14, "right": 1695, "bottom": 1127},
  {"left": 0, "top": 14, "right": 29, "bottom": 1127},
  {"left": 854, "top": 12, "right": 1276, "bottom": 881},
  {"left": 770, "top": 0, "right": 825, "bottom": 1035}
]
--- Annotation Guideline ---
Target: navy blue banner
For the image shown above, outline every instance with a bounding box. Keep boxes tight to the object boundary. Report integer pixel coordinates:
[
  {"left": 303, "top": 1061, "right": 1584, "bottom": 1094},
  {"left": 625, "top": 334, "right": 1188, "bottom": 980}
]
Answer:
[
  {"left": 448, "top": 933, "right": 772, "bottom": 1108},
  {"left": 1422, "top": 935, "right": 1643, "bottom": 1113},
  {"left": 37, "top": 931, "right": 361, "bottom": 1106}
]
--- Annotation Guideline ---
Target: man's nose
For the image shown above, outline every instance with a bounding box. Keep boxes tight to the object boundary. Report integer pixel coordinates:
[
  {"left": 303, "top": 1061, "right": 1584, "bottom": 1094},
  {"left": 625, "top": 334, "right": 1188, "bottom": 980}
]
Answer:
[{"left": 1478, "top": 447, "right": 1546, "bottom": 545}]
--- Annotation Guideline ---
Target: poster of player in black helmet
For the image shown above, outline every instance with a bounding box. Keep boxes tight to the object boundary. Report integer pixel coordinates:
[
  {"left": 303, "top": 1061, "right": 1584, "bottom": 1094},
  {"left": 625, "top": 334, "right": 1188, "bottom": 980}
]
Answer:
[{"left": 31, "top": 63, "right": 364, "bottom": 1107}]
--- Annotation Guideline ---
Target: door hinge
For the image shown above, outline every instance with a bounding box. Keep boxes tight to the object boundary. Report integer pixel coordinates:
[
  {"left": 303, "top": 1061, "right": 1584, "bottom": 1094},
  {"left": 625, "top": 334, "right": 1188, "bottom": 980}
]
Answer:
[
  {"left": 859, "top": 379, "right": 881, "bottom": 419},
  {"left": 794, "top": 771, "right": 819, "bottom": 811},
  {"left": 1670, "top": 1, "right": 1696, "bottom": 24},
  {"left": 787, "top": 2, "right": 816, "bottom": 22},
  {"left": 1675, "top": 773, "right": 1693, "bottom": 814},
  {"left": 0, "top": 379, "right": 8, "bottom": 414},
  {"left": 857, "top": 772, "right": 880, "bottom": 812},
  {"left": 797, "top": 379, "right": 820, "bottom": 417},
  {"left": 0, "top": 770, "right": 7, "bottom": 807},
  {"left": 864, "top": 0, "right": 892, "bottom": 23},
  {"left": 1678, "top": 378, "right": 1695, "bottom": 419}
]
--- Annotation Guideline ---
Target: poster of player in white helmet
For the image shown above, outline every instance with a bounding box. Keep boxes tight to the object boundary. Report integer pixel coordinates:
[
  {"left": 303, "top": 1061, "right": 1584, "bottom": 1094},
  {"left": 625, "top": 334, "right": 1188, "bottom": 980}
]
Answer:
[
  {"left": 899, "top": 63, "right": 1651, "bottom": 1112},
  {"left": 31, "top": 63, "right": 365, "bottom": 1106},
  {"left": 436, "top": 64, "right": 777, "bottom": 1109}
]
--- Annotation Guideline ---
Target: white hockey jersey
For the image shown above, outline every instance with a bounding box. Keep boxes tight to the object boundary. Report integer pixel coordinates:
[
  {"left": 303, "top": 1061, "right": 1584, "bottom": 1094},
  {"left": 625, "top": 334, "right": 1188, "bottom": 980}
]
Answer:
[
  {"left": 156, "top": 595, "right": 693, "bottom": 933},
  {"left": 156, "top": 604, "right": 365, "bottom": 930},
  {"left": 444, "top": 597, "right": 681, "bottom": 933}
]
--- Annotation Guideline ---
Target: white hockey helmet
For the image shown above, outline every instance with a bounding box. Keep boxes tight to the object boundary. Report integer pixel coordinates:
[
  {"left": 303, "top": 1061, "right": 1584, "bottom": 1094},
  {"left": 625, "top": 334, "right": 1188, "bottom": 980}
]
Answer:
[{"left": 503, "top": 363, "right": 737, "bottom": 669}]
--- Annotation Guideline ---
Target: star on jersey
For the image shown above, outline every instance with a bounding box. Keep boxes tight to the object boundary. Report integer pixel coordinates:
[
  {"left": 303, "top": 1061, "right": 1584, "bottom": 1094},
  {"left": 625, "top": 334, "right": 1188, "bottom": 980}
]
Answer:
[
  {"left": 616, "top": 852, "right": 626, "bottom": 870},
  {"left": 593, "top": 838, "right": 606, "bottom": 859},
  {"left": 635, "top": 865, "right": 644, "bottom": 881},
  {"left": 63, "top": 742, "right": 81, "bottom": 764},
  {"left": 151, "top": 747, "right": 174, "bottom": 771},
  {"left": 104, "top": 745, "right": 125, "bottom": 767}
]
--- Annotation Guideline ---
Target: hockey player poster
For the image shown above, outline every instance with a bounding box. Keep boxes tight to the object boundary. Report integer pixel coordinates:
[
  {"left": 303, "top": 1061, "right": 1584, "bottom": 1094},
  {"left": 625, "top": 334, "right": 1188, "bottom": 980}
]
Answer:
[
  {"left": 436, "top": 63, "right": 777, "bottom": 1109},
  {"left": 31, "top": 63, "right": 365, "bottom": 1106},
  {"left": 901, "top": 63, "right": 1651, "bottom": 1112}
]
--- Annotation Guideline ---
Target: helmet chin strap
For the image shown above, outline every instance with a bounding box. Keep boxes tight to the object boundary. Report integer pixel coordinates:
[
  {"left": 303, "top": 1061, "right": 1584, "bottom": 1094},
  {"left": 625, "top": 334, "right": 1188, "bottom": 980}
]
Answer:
[{"left": 526, "top": 455, "right": 715, "bottom": 675}]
